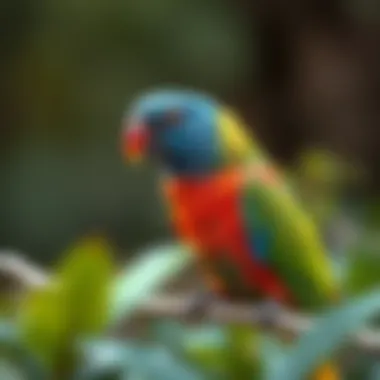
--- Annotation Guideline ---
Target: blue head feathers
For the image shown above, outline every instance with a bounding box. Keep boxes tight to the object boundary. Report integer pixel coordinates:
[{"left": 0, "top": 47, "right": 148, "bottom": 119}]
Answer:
[{"left": 124, "top": 88, "right": 223, "bottom": 176}]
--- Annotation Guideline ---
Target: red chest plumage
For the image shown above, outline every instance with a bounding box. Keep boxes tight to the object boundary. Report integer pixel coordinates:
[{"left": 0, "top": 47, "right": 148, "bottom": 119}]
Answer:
[
  {"left": 163, "top": 170, "right": 243, "bottom": 254},
  {"left": 163, "top": 169, "right": 293, "bottom": 303},
  {"left": 163, "top": 170, "right": 251, "bottom": 296}
]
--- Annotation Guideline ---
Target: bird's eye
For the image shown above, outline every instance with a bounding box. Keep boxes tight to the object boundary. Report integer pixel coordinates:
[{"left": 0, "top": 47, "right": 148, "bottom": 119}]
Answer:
[
  {"left": 148, "top": 109, "right": 183, "bottom": 130},
  {"left": 163, "top": 109, "right": 182, "bottom": 126}
]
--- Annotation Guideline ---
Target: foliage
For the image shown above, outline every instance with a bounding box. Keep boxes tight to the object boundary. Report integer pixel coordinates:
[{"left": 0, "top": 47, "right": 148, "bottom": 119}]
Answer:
[
  {"left": 291, "top": 147, "right": 365, "bottom": 227},
  {"left": 0, "top": 1, "right": 378, "bottom": 378},
  {"left": 344, "top": 199, "right": 380, "bottom": 297},
  {"left": 109, "top": 242, "right": 194, "bottom": 326},
  {"left": 1, "top": 238, "right": 199, "bottom": 379},
  {"left": 1, "top": 227, "right": 380, "bottom": 379},
  {"left": 270, "top": 289, "right": 380, "bottom": 380},
  {"left": 16, "top": 237, "right": 114, "bottom": 376}
]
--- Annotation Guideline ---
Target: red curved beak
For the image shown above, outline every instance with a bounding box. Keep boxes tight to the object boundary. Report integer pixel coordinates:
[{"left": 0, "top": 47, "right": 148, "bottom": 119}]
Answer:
[{"left": 122, "top": 122, "right": 150, "bottom": 163}]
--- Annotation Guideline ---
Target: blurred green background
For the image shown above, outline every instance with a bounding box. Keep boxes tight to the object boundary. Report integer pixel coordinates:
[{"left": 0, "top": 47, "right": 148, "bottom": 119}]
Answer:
[{"left": 0, "top": 0, "right": 378, "bottom": 263}]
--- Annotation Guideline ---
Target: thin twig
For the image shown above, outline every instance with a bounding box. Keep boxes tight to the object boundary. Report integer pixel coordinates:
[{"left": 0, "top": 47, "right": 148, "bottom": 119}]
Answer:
[
  {"left": 138, "top": 294, "right": 311, "bottom": 330},
  {"left": 2, "top": 252, "right": 380, "bottom": 355},
  {"left": 136, "top": 295, "right": 380, "bottom": 355},
  {"left": 0, "top": 251, "right": 48, "bottom": 288}
]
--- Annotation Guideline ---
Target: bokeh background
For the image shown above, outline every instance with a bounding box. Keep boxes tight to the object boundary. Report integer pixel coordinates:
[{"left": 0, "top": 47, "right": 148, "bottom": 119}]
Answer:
[{"left": 1, "top": 0, "right": 378, "bottom": 264}]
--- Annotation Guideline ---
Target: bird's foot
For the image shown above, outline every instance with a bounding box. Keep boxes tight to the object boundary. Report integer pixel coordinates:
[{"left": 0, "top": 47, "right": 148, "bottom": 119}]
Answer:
[
  {"left": 182, "top": 291, "right": 216, "bottom": 324},
  {"left": 257, "top": 300, "right": 282, "bottom": 329}
]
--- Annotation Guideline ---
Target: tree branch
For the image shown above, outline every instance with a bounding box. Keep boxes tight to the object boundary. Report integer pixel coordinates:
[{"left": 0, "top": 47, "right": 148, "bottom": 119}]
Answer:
[
  {"left": 1, "top": 252, "right": 380, "bottom": 355},
  {"left": 0, "top": 251, "right": 48, "bottom": 288},
  {"left": 137, "top": 294, "right": 380, "bottom": 355}
]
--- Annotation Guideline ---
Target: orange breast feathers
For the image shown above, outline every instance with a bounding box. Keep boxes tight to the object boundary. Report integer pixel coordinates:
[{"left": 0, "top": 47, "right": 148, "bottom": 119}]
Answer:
[
  {"left": 162, "top": 163, "right": 280, "bottom": 252},
  {"left": 162, "top": 168, "right": 293, "bottom": 305},
  {"left": 163, "top": 170, "right": 243, "bottom": 254},
  {"left": 162, "top": 170, "right": 245, "bottom": 296}
]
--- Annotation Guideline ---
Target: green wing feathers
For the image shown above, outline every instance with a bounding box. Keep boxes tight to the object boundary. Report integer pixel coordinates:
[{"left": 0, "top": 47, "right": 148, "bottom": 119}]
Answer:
[{"left": 240, "top": 171, "right": 340, "bottom": 311}]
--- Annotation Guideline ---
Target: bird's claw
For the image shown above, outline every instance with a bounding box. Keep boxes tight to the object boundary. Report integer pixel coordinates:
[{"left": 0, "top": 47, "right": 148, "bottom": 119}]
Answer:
[
  {"left": 257, "top": 300, "right": 281, "bottom": 329},
  {"left": 182, "top": 291, "right": 215, "bottom": 324}
]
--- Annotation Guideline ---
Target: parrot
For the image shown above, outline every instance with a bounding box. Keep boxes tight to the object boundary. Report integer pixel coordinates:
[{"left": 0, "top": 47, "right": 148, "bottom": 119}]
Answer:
[{"left": 121, "top": 88, "right": 341, "bottom": 379}]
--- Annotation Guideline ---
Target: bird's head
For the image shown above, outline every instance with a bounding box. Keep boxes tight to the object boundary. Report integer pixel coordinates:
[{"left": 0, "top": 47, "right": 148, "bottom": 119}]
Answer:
[{"left": 121, "top": 88, "right": 256, "bottom": 177}]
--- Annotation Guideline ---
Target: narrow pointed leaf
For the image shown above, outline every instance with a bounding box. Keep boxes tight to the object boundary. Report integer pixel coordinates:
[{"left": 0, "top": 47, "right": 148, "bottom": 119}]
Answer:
[
  {"left": 223, "top": 326, "right": 263, "bottom": 379},
  {"left": 56, "top": 236, "right": 114, "bottom": 336},
  {"left": 259, "top": 336, "right": 288, "bottom": 380},
  {"left": 270, "top": 289, "right": 380, "bottom": 380},
  {"left": 0, "top": 320, "right": 18, "bottom": 348},
  {"left": 18, "top": 285, "right": 69, "bottom": 369},
  {"left": 109, "top": 243, "right": 194, "bottom": 326},
  {"left": 345, "top": 228, "right": 380, "bottom": 296},
  {"left": 0, "top": 320, "right": 47, "bottom": 379},
  {"left": 80, "top": 339, "right": 201, "bottom": 380}
]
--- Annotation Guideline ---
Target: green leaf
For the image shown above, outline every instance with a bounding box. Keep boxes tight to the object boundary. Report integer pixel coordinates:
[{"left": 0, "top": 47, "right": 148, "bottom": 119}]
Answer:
[
  {"left": 364, "top": 199, "right": 380, "bottom": 228},
  {"left": 343, "top": 351, "right": 379, "bottom": 380},
  {"left": 18, "top": 285, "right": 69, "bottom": 369},
  {"left": 56, "top": 236, "right": 114, "bottom": 336},
  {"left": 345, "top": 228, "right": 380, "bottom": 296},
  {"left": 152, "top": 323, "right": 223, "bottom": 379},
  {"left": 259, "top": 336, "right": 288, "bottom": 380},
  {"left": 74, "top": 339, "right": 130, "bottom": 380},
  {"left": 223, "top": 326, "right": 263, "bottom": 380},
  {"left": 369, "top": 362, "right": 380, "bottom": 380},
  {"left": 184, "top": 325, "right": 264, "bottom": 379},
  {"left": 108, "top": 243, "right": 194, "bottom": 326},
  {"left": 18, "top": 237, "right": 114, "bottom": 373},
  {"left": 186, "top": 343, "right": 225, "bottom": 377},
  {"left": 154, "top": 323, "right": 223, "bottom": 378},
  {"left": 131, "top": 345, "right": 201, "bottom": 380},
  {"left": 0, "top": 359, "right": 25, "bottom": 380},
  {"left": 270, "top": 289, "right": 380, "bottom": 380},
  {"left": 0, "top": 320, "right": 47, "bottom": 379},
  {"left": 0, "top": 295, "right": 18, "bottom": 318},
  {"left": 0, "top": 320, "right": 18, "bottom": 347},
  {"left": 79, "top": 339, "right": 201, "bottom": 380}
]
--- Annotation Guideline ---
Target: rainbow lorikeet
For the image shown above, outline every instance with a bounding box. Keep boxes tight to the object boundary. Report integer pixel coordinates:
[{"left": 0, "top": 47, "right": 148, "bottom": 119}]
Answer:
[
  {"left": 121, "top": 89, "right": 340, "bottom": 379},
  {"left": 122, "top": 88, "right": 339, "bottom": 310}
]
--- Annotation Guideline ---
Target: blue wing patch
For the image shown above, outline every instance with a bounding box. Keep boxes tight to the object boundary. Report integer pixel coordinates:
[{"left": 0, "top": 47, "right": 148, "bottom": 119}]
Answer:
[
  {"left": 250, "top": 227, "right": 271, "bottom": 263},
  {"left": 239, "top": 191, "right": 272, "bottom": 264}
]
